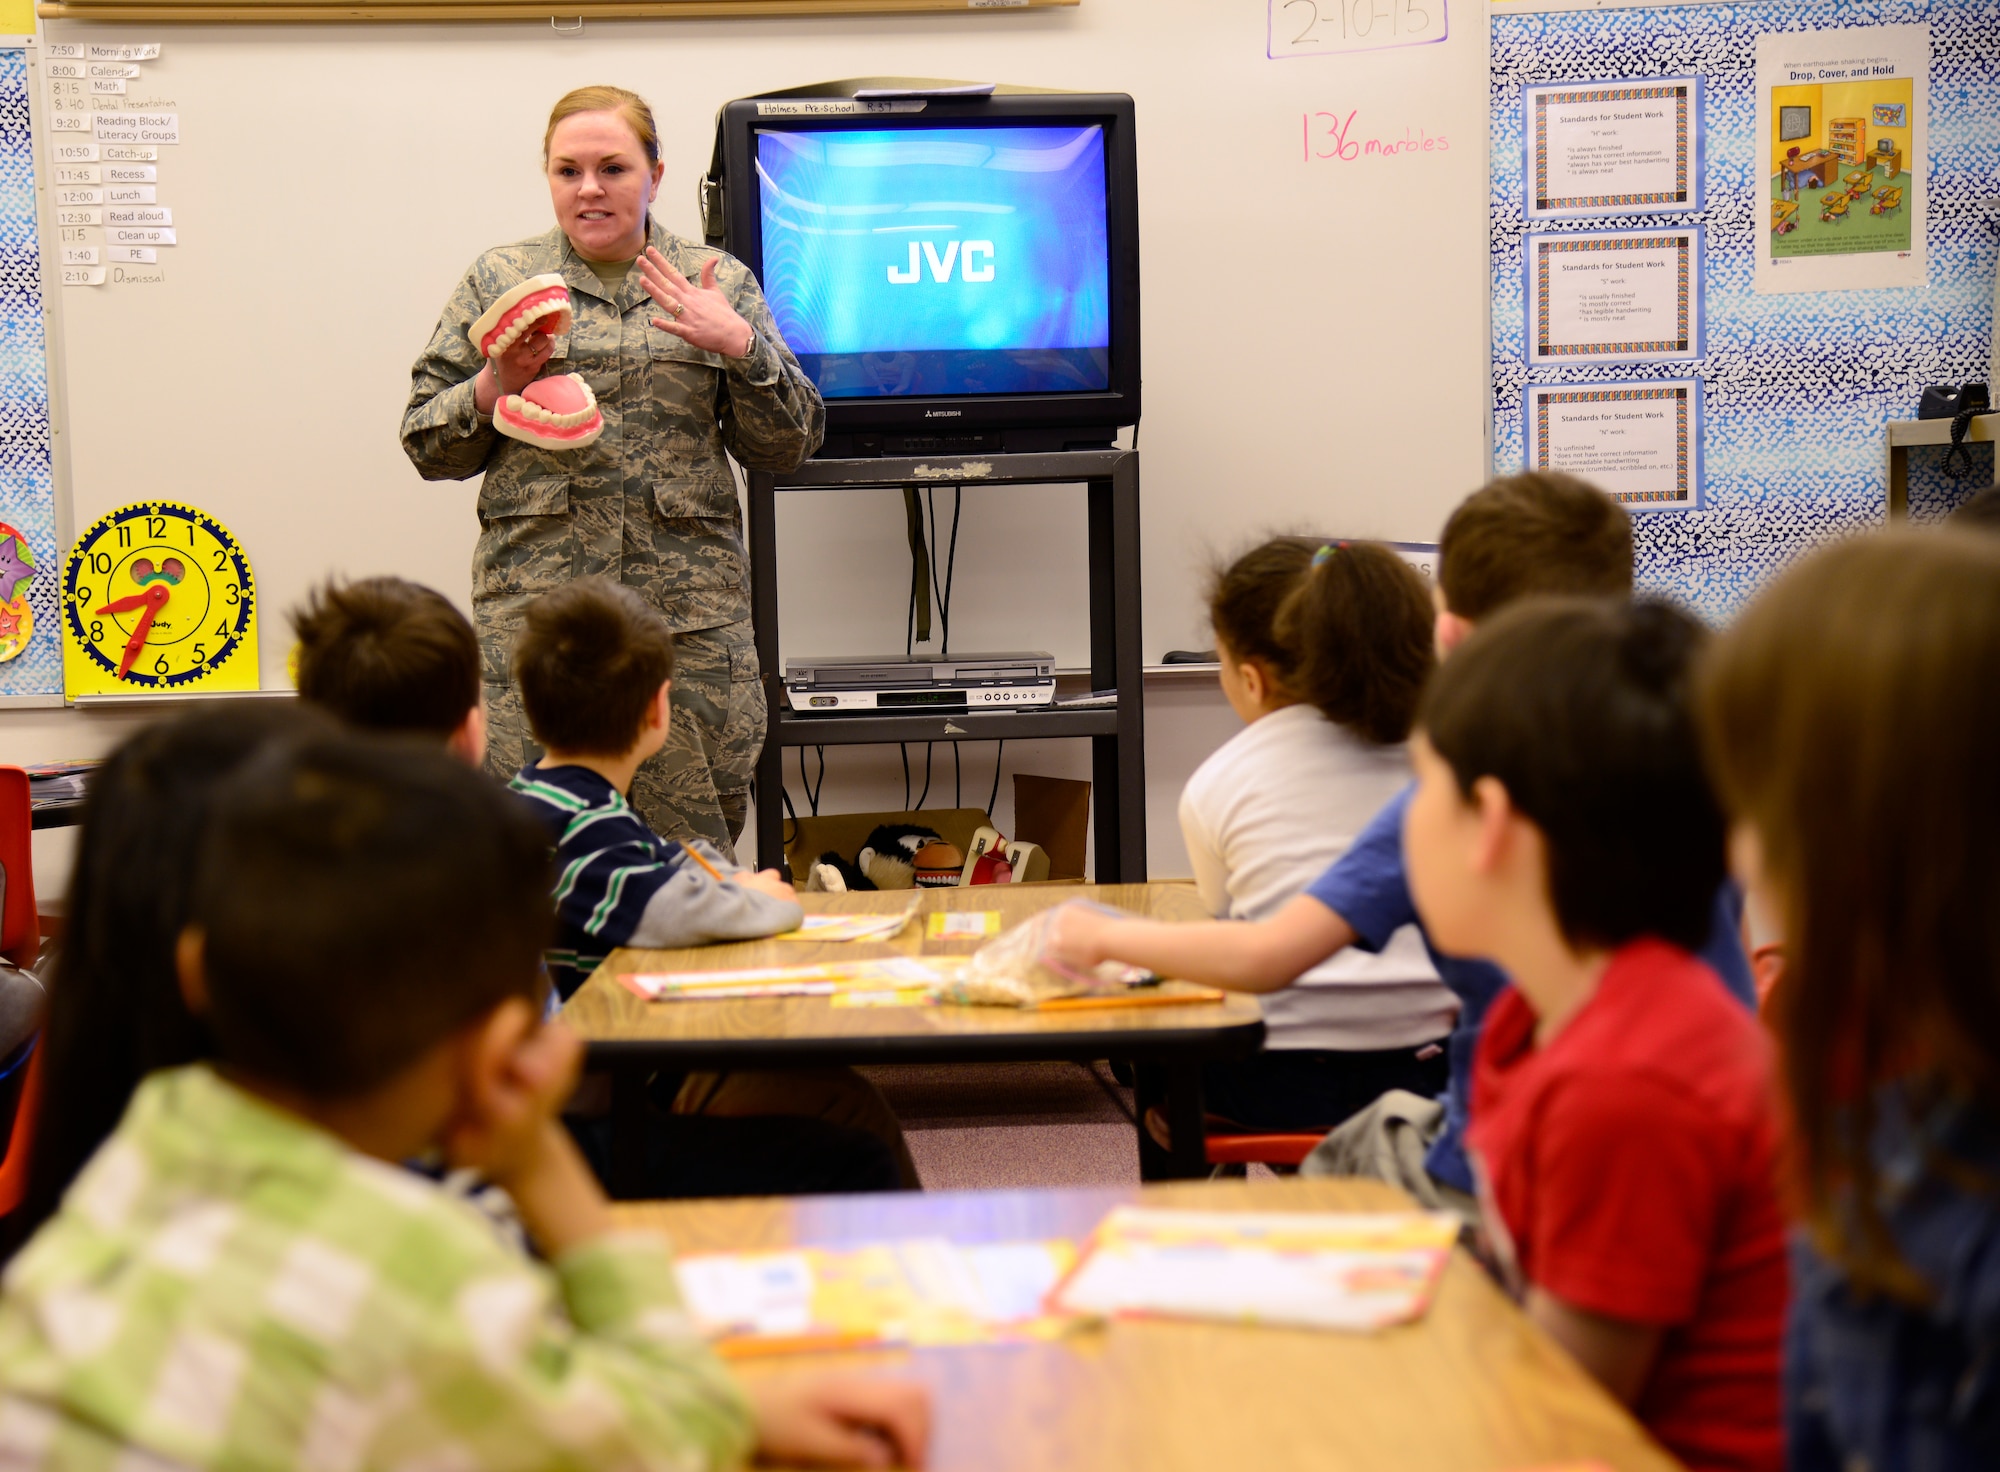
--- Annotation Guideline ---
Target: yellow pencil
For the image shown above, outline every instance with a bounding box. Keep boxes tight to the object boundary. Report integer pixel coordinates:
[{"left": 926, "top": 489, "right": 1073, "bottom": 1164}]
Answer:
[
  {"left": 716, "top": 1329, "right": 884, "bottom": 1359},
  {"left": 678, "top": 839, "right": 726, "bottom": 883}
]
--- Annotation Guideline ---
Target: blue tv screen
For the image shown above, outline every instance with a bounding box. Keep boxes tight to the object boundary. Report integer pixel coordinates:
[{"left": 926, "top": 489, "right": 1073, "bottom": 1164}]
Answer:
[{"left": 755, "top": 124, "right": 1111, "bottom": 400}]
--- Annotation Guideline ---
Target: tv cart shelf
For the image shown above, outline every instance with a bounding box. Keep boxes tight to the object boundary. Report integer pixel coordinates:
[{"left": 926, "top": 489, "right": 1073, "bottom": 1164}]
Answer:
[{"left": 746, "top": 449, "right": 1146, "bottom": 881}]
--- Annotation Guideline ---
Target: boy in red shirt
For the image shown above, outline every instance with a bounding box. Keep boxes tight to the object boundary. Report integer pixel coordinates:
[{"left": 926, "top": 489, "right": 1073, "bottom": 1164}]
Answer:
[{"left": 1401, "top": 596, "right": 1786, "bottom": 1472}]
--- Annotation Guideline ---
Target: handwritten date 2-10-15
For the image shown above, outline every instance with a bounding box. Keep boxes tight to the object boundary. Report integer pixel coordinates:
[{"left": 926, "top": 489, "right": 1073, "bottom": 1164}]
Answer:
[{"left": 1271, "top": 0, "right": 1446, "bottom": 59}]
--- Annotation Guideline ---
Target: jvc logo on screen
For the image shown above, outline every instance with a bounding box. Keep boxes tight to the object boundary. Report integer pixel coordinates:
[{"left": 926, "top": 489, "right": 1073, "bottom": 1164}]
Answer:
[{"left": 888, "top": 241, "right": 995, "bottom": 284}]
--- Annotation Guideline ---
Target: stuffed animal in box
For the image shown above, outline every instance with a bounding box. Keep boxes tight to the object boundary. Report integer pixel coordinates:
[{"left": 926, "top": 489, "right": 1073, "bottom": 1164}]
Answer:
[{"left": 804, "top": 823, "right": 965, "bottom": 893}]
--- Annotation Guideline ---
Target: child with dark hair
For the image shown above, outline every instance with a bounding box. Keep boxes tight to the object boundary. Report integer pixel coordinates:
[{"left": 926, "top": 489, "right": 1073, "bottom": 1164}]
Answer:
[
  {"left": 508, "top": 577, "right": 802, "bottom": 994},
  {"left": 509, "top": 578, "right": 917, "bottom": 1189},
  {"left": 0, "top": 734, "right": 930, "bottom": 1469},
  {"left": 1408, "top": 597, "right": 1785, "bottom": 1472},
  {"left": 1701, "top": 529, "right": 2000, "bottom": 1472},
  {"left": 1, "top": 703, "right": 333, "bottom": 1258},
  {"left": 292, "top": 575, "right": 485, "bottom": 761},
  {"left": 1176, "top": 537, "right": 1451, "bottom": 1134},
  {"left": 1049, "top": 471, "right": 1756, "bottom": 1197}
]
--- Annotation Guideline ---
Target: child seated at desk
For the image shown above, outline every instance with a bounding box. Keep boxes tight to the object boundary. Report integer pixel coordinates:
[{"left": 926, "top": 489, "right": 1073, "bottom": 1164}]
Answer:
[
  {"left": 507, "top": 577, "right": 802, "bottom": 989},
  {"left": 1175, "top": 537, "right": 1453, "bottom": 1136},
  {"left": 1409, "top": 597, "right": 1785, "bottom": 1472},
  {"left": 292, "top": 575, "right": 486, "bottom": 763},
  {"left": 1701, "top": 530, "right": 2000, "bottom": 1472},
  {"left": 1047, "top": 472, "right": 1755, "bottom": 1209},
  {"left": 0, "top": 734, "right": 930, "bottom": 1469},
  {"left": 509, "top": 578, "right": 918, "bottom": 1188}
]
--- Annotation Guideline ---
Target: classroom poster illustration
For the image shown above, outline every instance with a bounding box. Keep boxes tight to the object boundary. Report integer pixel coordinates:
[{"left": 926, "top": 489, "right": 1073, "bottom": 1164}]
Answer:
[
  {"left": 1523, "top": 78, "right": 1701, "bottom": 220},
  {"left": 1526, "top": 229, "right": 1703, "bottom": 365},
  {"left": 1756, "top": 25, "right": 1928, "bottom": 293},
  {"left": 1524, "top": 381, "right": 1699, "bottom": 510}
]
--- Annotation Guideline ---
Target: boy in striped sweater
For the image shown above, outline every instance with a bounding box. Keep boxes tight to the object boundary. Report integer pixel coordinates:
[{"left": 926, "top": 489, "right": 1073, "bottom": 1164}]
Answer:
[
  {"left": 508, "top": 578, "right": 918, "bottom": 1188},
  {"left": 507, "top": 578, "right": 802, "bottom": 999}
]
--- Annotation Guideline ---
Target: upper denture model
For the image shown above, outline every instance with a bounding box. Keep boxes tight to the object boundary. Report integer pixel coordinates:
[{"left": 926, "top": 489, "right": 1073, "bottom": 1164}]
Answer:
[
  {"left": 494, "top": 373, "right": 604, "bottom": 451},
  {"left": 470, "top": 273, "right": 574, "bottom": 359}
]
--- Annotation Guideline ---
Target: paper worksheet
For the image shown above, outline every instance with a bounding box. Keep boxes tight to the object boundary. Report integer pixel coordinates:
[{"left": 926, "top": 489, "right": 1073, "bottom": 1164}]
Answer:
[{"left": 1051, "top": 1209, "right": 1460, "bottom": 1332}]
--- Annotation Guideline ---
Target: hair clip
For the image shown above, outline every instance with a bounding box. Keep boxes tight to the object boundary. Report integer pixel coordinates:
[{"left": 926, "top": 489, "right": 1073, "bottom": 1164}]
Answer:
[{"left": 1312, "top": 542, "right": 1348, "bottom": 567}]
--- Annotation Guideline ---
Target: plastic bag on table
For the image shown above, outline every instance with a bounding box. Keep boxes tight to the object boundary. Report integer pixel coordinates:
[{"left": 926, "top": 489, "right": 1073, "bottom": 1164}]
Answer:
[{"left": 935, "top": 901, "right": 1153, "bottom": 1007}]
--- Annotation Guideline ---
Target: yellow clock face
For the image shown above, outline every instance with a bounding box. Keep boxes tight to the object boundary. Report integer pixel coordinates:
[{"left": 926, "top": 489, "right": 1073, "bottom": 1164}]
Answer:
[{"left": 62, "top": 501, "right": 260, "bottom": 696}]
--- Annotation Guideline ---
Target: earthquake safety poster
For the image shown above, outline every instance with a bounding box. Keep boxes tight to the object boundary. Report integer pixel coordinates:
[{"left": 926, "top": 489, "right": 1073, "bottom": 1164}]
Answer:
[{"left": 1756, "top": 25, "right": 1928, "bottom": 293}]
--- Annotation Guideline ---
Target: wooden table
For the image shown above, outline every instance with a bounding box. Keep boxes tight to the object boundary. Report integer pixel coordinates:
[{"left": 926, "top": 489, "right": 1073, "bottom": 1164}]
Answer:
[
  {"left": 564, "top": 883, "right": 1267, "bottom": 1182},
  {"left": 613, "top": 1176, "right": 1679, "bottom": 1472}
]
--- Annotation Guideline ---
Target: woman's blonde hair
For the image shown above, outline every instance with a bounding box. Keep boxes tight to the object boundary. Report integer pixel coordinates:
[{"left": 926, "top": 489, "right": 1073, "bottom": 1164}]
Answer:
[{"left": 544, "top": 85, "right": 660, "bottom": 166}]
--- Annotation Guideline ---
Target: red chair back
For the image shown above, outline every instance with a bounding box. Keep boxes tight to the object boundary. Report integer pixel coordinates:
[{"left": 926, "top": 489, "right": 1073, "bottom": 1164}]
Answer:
[
  {"left": 1204, "top": 1132, "right": 1324, "bottom": 1168},
  {"left": 0, "top": 769, "right": 37, "bottom": 970},
  {"left": 0, "top": 1046, "right": 41, "bottom": 1218}
]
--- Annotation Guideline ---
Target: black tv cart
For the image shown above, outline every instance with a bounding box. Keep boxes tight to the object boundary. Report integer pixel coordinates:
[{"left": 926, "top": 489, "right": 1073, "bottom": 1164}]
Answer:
[{"left": 746, "top": 449, "right": 1146, "bottom": 881}]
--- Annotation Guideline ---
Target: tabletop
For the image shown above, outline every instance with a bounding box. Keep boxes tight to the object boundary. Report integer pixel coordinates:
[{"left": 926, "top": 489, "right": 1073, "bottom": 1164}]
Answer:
[
  {"left": 612, "top": 1176, "right": 1679, "bottom": 1472},
  {"left": 564, "top": 883, "right": 1268, "bottom": 1067}
]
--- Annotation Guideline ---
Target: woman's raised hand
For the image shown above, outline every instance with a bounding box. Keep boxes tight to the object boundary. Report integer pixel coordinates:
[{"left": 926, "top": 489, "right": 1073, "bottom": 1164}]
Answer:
[{"left": 641, "top": 247, "right": 754, "bottom": 359}]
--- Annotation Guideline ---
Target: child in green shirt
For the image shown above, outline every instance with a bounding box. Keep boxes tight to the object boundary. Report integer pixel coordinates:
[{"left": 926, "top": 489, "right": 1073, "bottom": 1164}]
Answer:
[{"left": 0, "top": 731, "right": 927, "bottom": 1470}]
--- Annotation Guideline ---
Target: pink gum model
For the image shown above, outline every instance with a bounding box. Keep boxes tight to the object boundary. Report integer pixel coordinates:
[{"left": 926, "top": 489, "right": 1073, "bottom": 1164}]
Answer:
[{"left": 494, "top": 372, "right": 604, "bottom": 451}]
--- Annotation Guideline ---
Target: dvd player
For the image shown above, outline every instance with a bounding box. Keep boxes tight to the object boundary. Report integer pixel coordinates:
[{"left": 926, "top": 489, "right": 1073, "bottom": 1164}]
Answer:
[{"left": 785, "top": 652, "right": 1056, "bottom": 714}]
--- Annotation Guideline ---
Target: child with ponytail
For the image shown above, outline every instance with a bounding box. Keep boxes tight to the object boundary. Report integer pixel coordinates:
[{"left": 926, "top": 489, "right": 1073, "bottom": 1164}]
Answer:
[{"left": 1176, "top": 537, "right": 1455, "bottom": 1135}]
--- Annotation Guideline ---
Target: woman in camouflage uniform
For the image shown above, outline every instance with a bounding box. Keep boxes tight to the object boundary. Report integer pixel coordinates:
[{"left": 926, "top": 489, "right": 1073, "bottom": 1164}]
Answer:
[{"left": 401, "top": 85, "right": 822, "bottom": 859}]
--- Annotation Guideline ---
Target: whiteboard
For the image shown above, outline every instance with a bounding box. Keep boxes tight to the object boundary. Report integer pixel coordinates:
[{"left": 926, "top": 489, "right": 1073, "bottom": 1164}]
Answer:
[{"left": 40, "top": 0, "right": 1489, "bottom": 686}]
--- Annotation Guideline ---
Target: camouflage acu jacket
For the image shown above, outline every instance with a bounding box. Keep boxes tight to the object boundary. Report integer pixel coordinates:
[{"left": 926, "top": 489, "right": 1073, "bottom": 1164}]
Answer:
[{"left": 400, "top": 221, "right": 824, "bottom": 633}]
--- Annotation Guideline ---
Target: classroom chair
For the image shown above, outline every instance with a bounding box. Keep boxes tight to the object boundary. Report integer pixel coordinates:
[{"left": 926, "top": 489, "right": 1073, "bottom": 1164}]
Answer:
[
  {"left": 1204, "top": 1127, "right": 1324, "bottom": 1169},
  {"left": 0, "top": 1024, "right": 40, "bottom": 1217},
  {"left": 0, "top": 768, "right": 39, "bottom": 971}
]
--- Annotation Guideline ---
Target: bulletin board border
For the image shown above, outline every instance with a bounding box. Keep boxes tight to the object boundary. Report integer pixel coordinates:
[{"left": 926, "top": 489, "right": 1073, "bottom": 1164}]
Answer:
[{"left": 0, "top": 40, "right": 78, "bottom": 708}]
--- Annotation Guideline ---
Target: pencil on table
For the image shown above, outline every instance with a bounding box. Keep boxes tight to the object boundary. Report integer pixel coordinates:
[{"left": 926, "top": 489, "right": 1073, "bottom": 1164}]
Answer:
[{"left": 679, "top": 840, "right": 726, "bottom": 883}]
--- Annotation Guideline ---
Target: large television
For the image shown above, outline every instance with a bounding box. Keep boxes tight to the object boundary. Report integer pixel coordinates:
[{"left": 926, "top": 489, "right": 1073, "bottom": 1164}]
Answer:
[{"left": 713, "top": 91, "right": 1140, "bottom": 457}]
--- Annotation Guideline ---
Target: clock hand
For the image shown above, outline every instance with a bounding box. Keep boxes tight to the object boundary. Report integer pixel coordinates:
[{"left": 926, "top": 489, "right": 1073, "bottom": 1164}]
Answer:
[
  {"left": 94, "top": 590, "right": 157, "bottom": 616},
  {"left": 95, "top": 582, "right": 170, "bottom": 680}
]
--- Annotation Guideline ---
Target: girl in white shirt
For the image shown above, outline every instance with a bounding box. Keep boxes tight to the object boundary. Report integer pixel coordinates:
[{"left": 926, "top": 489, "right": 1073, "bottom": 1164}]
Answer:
[{"left": 1181, "top": 538, "right": 1455, "bottom": 1134}]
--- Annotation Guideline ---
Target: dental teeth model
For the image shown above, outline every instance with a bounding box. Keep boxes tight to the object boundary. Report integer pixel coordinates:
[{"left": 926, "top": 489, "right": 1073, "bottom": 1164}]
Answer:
[
  {"left": 471, "top": 275, "right": 602, "bottom": 450},
  {"left": 494, "top": 373, "right": 604, "bottom": 450},
  {"left": 469, "top": 273, "right": 574, "bottom": 359}
]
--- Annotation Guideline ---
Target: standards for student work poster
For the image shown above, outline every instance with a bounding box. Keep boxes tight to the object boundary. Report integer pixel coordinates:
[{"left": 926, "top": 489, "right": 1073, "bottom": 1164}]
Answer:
[
  {"left": 1756, "top": 25, "right": 1928, "bottom": 294},
  {"left": 1524, "top": 381, "right": 1700, "bottom": 511},
  {"left": 1523, "top": 78, "right": 1701, "bottom": 220},
  {"left": 1526, "top": 228, "right": 1703, "bottom": 365}
]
